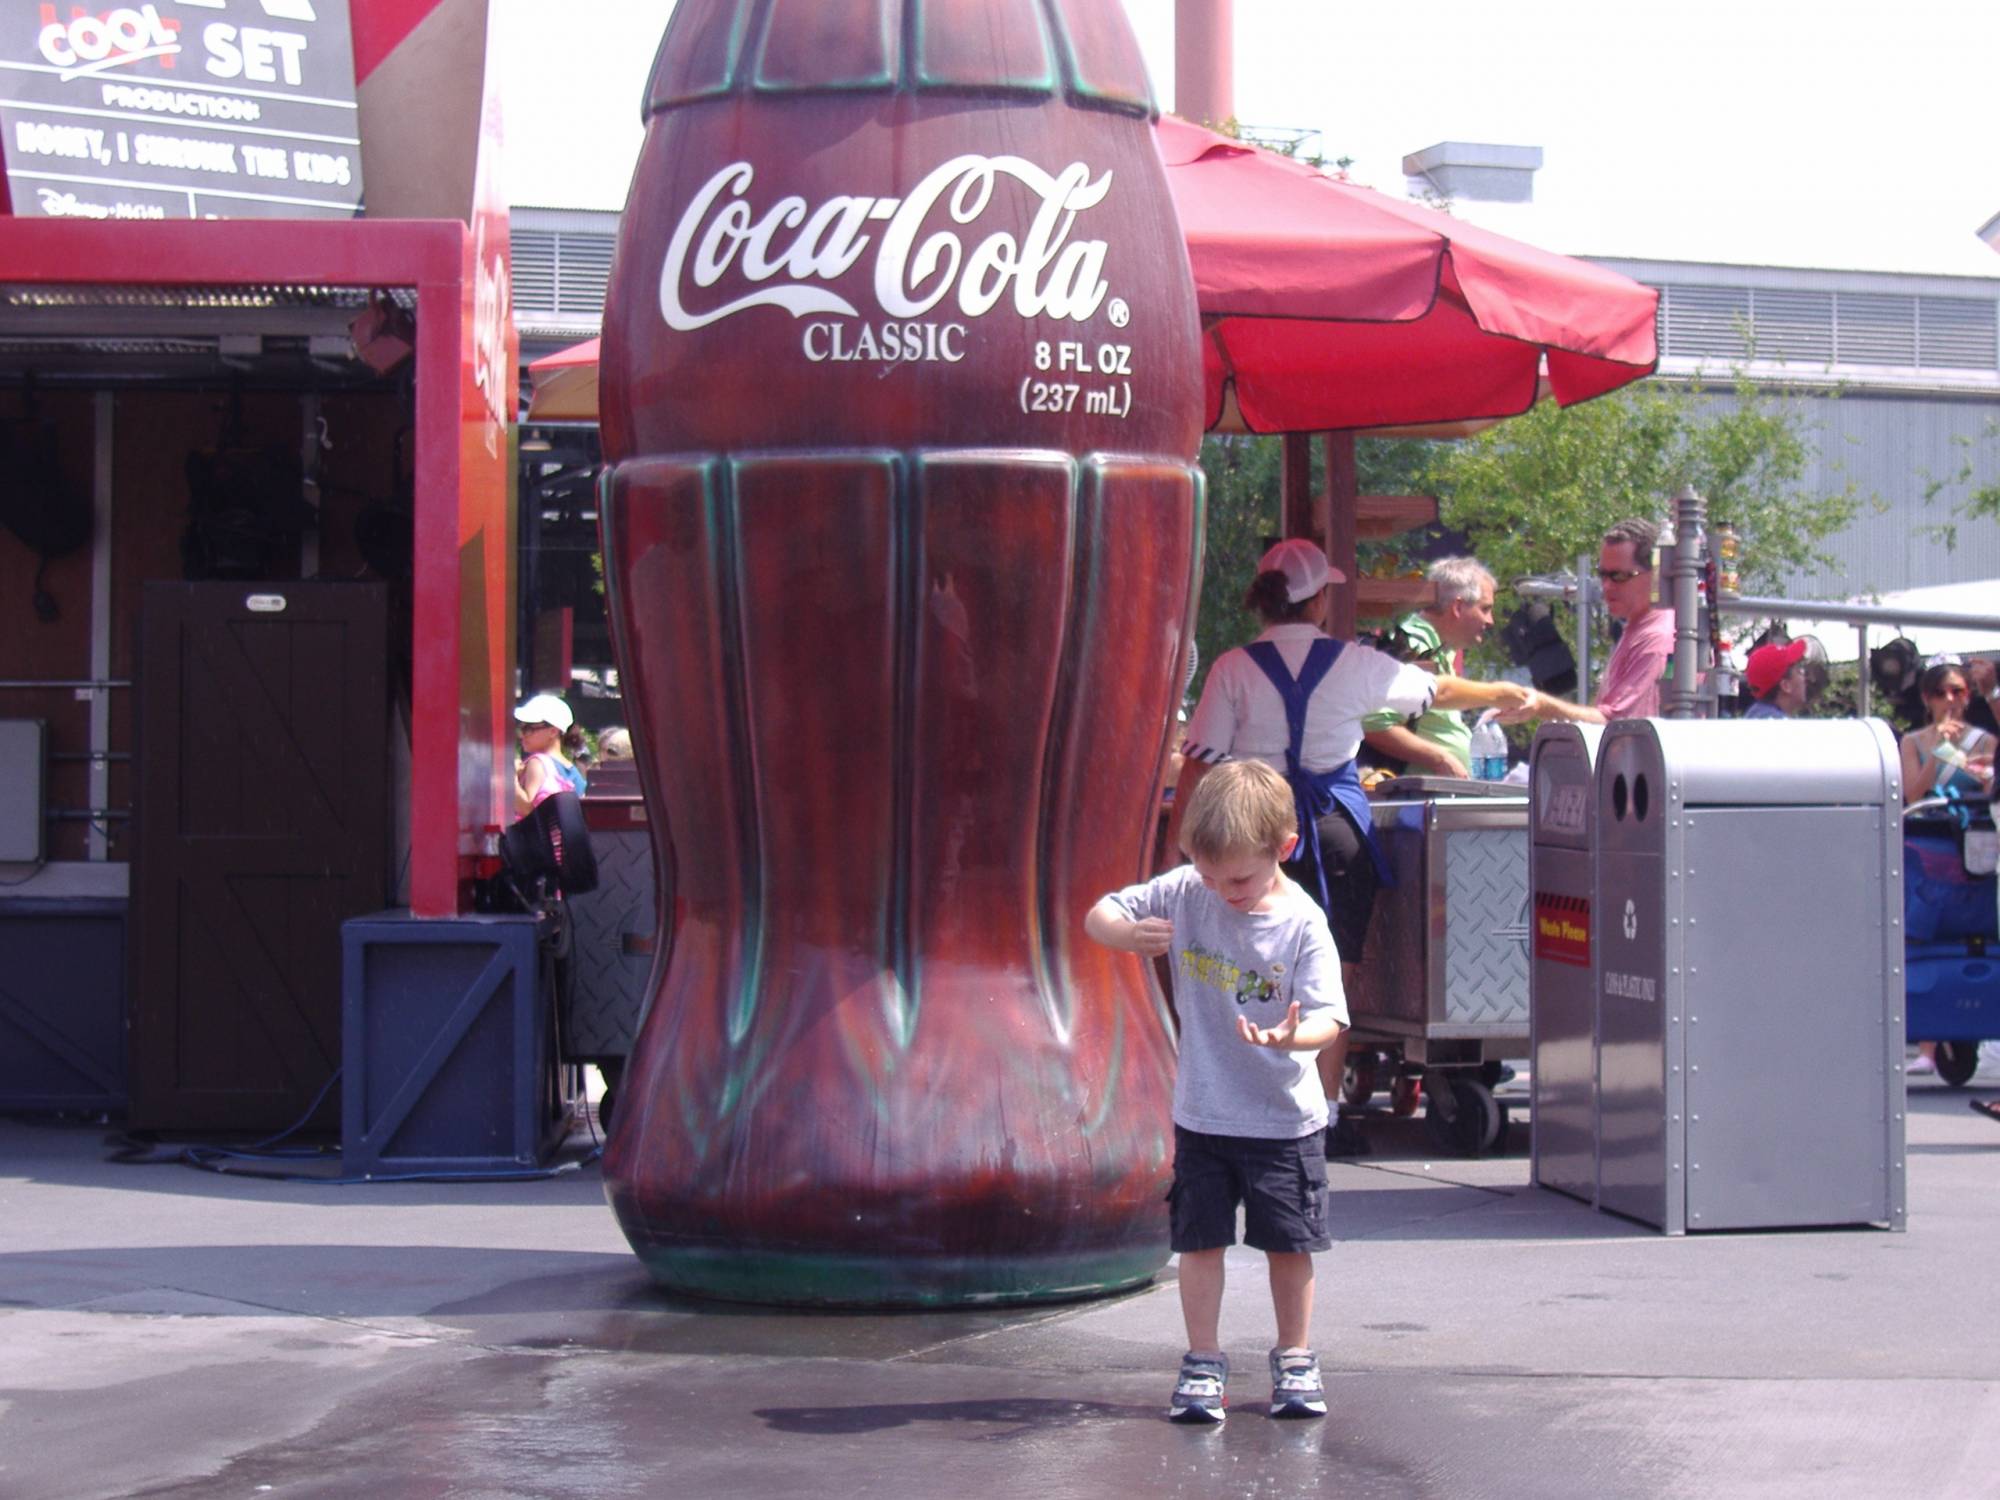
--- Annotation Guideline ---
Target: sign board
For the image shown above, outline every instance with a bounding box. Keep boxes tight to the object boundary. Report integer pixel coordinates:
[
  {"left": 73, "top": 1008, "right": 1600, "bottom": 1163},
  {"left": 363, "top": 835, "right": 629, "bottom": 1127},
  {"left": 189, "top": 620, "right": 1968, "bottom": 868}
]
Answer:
[
  {"left": 0, "top": 1, "right": 361, "bottom": 220},
  {"left": 1533, "top": 891, "right": 1591, "bottom": 968}
]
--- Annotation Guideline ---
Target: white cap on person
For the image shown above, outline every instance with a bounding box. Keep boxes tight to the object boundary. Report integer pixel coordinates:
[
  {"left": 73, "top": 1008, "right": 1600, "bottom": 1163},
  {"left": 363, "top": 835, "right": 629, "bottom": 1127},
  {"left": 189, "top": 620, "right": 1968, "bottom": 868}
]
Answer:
[
  {"left": 513, "top": 693, "right": 574, "bottom": 732},
  {"left": 1258, "top": 538, "right": 1345, "bottom": 602}
]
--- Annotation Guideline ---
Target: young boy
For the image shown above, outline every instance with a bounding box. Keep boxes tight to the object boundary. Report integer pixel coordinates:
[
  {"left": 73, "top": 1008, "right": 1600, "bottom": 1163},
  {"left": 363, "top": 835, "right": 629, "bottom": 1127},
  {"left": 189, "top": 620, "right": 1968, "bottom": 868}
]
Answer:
[{"left": 1085, "top": 758, "right": 1347, "bottom": 1425}]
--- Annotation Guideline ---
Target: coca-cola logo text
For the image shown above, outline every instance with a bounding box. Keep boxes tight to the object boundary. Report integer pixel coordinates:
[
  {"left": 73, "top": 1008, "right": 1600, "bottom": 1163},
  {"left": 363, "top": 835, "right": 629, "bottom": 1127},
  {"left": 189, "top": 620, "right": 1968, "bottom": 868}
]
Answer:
[
  {"left": 659, "top": 154, "right": 1113, "bottom": 334},
  {"left": 472, "top": 213, "right": 510, "bottom": 460}
]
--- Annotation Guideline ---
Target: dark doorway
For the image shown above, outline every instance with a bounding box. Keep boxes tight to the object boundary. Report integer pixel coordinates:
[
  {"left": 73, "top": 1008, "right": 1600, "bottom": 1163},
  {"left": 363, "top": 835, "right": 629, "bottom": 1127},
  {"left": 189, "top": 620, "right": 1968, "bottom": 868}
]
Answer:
[
  {"left": 518, "top": 425, "right": 614, "bottom": 717},
  {"left": 130, "top": 582, "right": 388, "bottom": 1132}
]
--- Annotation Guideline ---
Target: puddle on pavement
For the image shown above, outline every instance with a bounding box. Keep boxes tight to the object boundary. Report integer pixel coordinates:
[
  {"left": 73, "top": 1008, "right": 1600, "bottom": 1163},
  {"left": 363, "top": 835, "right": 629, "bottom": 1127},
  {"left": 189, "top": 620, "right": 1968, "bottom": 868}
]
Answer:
[{"left": 427, "top": 1261, "right": 1159, "bottom": 1361}]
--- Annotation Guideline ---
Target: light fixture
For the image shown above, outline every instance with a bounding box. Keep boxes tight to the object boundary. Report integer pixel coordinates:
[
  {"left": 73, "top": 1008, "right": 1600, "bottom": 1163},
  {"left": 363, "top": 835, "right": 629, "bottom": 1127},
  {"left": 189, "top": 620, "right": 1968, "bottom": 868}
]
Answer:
[{"left": 348, "top": 291, "right": 414, "bottom": 374}]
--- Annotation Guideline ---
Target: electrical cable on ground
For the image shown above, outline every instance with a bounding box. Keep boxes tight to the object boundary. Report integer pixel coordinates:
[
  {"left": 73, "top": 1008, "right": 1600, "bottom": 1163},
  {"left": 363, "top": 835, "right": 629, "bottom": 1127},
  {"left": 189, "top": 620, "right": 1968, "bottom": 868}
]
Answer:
[{"left": 107, "top": 1065, "right": 601, "bottom": 1184}]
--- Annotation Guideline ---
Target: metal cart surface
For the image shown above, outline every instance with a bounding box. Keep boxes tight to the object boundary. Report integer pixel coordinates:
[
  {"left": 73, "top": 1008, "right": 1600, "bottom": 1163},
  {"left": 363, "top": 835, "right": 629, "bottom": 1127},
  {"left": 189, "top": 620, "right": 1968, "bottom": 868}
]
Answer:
[
  {"left": 1345, "top": 777, "right": 1529, "bottom": 1155},
  {"left": 561, "top": 795, "right": 664, "bottom": 1123}
]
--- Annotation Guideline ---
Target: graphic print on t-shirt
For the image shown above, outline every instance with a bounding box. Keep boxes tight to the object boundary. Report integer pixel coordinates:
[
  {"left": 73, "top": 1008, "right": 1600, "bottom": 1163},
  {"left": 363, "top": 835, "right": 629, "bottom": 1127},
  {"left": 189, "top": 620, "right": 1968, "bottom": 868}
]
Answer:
[{"left": 1180, "top": 943, "right": 1280, "bottom": 1007}]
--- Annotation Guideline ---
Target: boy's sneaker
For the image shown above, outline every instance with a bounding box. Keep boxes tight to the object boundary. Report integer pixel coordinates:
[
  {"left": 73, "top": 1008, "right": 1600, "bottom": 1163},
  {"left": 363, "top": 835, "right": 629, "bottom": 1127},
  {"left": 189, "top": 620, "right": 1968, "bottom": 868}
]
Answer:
[
  {"left": 1168, "top": 1352, "right": 1228, "bottom": 1424},
  {"left": 1268, "top": 1348, "right": 1327, "bottom": 1419}
]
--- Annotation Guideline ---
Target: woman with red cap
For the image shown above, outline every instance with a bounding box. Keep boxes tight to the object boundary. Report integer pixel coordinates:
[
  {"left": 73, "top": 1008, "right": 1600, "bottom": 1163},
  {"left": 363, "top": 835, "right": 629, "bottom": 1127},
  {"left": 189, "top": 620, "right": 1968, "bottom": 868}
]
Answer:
[{"left": 1170, "top": 540, "right": 1532, "bottom": 1154}]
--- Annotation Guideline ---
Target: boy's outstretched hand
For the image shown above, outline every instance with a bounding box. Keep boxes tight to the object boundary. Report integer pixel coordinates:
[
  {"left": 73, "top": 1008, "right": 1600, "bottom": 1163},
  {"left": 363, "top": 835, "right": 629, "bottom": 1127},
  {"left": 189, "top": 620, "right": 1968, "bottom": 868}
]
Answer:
[
  {"left": 1237, "top": 1002, "right": 1302, "bottom": 1049},
  {"left": 1125, "top": 917, "right": 1174, "bottom": 956}
]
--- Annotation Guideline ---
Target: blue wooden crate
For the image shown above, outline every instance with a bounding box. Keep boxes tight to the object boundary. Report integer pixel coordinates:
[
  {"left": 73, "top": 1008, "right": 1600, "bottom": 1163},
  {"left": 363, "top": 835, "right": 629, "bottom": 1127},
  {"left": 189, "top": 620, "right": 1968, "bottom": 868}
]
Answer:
[
  {"left": 0, "top": 897, "right": 127, "bottom": 1113},
  {"left": 341, "top": 911, "right": 575, "bottom": 1175}
]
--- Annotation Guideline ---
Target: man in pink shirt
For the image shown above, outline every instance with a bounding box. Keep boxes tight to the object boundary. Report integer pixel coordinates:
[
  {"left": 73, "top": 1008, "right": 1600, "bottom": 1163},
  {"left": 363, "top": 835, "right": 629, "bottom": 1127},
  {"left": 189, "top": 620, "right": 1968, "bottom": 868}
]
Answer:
[{"left": 1509, "top": 518, "right": 1676, "bottom": 725}]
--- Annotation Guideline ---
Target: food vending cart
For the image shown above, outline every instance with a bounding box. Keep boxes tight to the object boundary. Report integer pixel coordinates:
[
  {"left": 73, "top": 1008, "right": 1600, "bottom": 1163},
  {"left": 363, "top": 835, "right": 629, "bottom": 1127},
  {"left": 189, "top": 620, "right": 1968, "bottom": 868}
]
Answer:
[{"left": 1343, "top": 775, "right": 1531, "bottom": 1156}]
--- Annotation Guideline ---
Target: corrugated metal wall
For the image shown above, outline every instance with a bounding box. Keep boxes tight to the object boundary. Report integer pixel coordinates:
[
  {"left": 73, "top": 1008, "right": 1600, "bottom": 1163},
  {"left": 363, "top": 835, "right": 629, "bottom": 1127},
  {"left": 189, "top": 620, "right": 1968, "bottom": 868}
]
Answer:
[{"left": 1684, "top": 388, "right": 2000, "bottom": 597}]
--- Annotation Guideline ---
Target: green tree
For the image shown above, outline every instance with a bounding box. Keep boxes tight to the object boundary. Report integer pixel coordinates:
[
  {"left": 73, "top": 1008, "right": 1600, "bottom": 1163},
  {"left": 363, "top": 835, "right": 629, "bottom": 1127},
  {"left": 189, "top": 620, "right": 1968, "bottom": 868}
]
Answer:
[
  {"left": 1923, "top": 416, "right": 2000, "bottom": 548},
  {"left": 1188, "top": 373, "right": 1851, "bottom": 709},
  {"left": 1190, "top": 433, "right": 1281, "bottom": 703},
  {"left": 1427, "top": 374, "right": 1856, "bottom": 597}
]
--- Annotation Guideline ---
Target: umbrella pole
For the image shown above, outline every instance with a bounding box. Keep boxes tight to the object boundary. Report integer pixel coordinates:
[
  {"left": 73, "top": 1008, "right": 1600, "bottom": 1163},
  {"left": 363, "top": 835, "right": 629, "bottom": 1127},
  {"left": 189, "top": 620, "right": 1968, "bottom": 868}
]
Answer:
[{"left": 1286, "top": 432, "right": 1360, "bottom": 638}]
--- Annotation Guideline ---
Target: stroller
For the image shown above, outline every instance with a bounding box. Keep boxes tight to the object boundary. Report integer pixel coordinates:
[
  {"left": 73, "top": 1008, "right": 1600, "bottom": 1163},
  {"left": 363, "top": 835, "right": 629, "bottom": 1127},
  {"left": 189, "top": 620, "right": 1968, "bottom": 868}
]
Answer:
[{"left": 1903, "top": 788, "right": 1999, "bottom": 1086}]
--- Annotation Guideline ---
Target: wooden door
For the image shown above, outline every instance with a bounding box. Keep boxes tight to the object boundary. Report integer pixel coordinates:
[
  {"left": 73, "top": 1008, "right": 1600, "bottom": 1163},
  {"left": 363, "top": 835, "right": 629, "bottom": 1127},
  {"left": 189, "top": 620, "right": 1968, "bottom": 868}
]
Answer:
[{"left": 131, "top": 582, "right": 388, "bottom": 1132}]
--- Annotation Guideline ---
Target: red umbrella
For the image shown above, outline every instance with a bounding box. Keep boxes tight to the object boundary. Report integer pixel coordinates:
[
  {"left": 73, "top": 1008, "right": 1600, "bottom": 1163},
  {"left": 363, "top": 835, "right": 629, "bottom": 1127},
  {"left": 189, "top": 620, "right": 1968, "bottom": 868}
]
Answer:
[
  {"left": 525, "top": 336, "right": 602, "bottom": 422},
  {"left": 1159, "top": 115, "right": 1658, "bottom": 433}
]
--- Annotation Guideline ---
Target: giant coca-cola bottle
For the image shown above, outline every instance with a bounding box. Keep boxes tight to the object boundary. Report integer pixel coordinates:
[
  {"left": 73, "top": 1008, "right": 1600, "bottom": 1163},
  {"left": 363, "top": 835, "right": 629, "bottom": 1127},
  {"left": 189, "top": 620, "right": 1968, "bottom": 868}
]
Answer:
[{"left": 599, "top": 0, "right": 1203, "bottom": 1306}]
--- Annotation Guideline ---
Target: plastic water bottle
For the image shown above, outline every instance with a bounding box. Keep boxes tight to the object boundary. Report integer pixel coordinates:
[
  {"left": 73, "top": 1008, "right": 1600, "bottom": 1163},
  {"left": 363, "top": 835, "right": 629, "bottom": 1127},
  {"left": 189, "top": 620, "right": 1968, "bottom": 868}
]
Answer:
[{"left": 1473, "top": 718, "right": 1508, "bottom": 781}]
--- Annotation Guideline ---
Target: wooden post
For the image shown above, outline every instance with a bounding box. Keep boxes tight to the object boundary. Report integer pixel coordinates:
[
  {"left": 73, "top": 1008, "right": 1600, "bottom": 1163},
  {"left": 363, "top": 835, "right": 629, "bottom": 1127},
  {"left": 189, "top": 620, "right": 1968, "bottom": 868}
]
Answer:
[{"left": 1323, "top": 431, "right": 1358, "bottom": 640}]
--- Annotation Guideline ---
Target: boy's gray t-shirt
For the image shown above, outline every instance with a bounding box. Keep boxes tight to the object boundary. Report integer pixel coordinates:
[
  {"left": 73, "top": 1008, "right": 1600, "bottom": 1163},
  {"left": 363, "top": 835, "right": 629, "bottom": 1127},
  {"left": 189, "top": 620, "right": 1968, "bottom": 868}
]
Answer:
[{"left": 1105, "top": 864, "right": 1346, "bottom": 1139}]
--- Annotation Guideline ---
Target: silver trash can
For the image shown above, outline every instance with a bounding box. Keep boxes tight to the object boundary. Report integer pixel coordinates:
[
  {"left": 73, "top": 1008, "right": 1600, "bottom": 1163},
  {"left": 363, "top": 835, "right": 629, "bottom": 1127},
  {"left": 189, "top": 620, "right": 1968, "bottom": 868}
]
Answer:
[
  {"left": 1595, "top": 718, "right": 1906, "bottom": 1234},
  {"left": 1528, "top": 722, "right": 1603, "bottom": 1205}
]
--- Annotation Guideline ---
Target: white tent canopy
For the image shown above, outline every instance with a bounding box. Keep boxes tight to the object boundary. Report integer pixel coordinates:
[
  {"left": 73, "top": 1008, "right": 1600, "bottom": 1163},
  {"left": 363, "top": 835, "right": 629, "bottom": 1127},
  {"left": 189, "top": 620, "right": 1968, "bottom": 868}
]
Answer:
[{"left": 1747, "top": 580, "right": 2000, "bottom": 664}]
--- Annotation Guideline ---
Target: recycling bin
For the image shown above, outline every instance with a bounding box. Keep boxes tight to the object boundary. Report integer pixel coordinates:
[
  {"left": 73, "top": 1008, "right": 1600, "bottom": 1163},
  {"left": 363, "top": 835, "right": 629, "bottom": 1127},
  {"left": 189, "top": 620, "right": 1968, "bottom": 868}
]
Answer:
[
  {"left": 1594, "top": 718, "right": 1905, "bottom": 1234},
  {"left": 1528, "top": 722, "right": 1603, "bottom": 1204}
]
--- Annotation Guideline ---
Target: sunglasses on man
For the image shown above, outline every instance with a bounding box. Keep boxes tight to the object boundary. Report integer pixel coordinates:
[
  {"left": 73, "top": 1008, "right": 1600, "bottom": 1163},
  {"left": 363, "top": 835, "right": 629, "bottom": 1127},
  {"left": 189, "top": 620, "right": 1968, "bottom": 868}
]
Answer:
[{"left": 1596, "top": 566, "right": 1650, "bottom": 584}]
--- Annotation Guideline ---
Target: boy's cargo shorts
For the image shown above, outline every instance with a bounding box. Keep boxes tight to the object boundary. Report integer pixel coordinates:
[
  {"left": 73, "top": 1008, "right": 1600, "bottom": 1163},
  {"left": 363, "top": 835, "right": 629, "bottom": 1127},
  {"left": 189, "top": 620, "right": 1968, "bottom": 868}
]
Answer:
[{"left": 1168, "top": 1125, "right": 1331, "bottom": 1254}]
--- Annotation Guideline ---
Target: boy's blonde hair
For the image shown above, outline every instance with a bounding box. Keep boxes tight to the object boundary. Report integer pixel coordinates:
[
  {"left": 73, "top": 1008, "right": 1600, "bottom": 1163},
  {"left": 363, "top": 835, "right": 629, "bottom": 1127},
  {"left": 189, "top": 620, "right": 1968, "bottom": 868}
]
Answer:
[{"left": 1181, "top": 759, "right": 1296, "bottom": 862}]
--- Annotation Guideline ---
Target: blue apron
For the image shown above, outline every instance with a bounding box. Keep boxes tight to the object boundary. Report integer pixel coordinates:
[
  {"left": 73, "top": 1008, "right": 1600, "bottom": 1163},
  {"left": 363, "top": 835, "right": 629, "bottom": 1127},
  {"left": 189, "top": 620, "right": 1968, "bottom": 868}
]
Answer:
[{"left": 1242, "top": 639, "right": 1393, "bottom": 913}]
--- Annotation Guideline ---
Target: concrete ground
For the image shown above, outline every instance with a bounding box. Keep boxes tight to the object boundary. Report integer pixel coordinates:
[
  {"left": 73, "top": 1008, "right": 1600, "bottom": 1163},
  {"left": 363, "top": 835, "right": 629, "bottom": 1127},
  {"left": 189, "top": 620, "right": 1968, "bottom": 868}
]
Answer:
[{"left": 4, "top": 1064, "right": 1998, "bottom": 1500}]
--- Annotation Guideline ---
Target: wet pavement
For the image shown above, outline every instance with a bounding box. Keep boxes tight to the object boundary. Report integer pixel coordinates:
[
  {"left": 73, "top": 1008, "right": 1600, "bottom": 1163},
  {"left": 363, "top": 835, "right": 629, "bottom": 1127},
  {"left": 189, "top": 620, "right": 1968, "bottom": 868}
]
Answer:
[{"left": 4, "top": 1068, "right": 1998, "bottom": 1499}]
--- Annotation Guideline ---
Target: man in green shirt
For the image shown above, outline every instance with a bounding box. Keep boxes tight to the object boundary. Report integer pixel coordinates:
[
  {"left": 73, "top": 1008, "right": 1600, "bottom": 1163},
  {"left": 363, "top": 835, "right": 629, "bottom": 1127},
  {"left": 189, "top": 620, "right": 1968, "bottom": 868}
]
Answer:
[{"left": 1361, "top": 557, "right": 1498, "bottom": 777}]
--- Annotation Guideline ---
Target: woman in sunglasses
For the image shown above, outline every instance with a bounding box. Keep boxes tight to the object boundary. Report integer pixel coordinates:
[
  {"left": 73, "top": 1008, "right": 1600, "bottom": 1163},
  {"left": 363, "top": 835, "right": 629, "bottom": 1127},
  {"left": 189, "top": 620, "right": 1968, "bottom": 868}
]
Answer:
[
  {"left": 1901, "top": 662, "right": 1994, "bottom": 1080},
  {"left": 513, "top": 692, "right": 587, "bottom": 815},
  {"left": 1901, "top": 662, "right": 1994, "bottom": 807}
]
